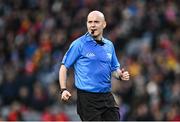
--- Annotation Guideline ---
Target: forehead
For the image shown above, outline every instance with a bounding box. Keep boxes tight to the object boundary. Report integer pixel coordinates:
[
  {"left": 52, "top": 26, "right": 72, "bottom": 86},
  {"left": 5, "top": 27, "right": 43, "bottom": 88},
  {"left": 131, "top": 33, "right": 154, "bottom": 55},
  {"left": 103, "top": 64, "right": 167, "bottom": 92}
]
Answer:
[{"left": 87, "top": 12, "right": 105, "bottom": 21}]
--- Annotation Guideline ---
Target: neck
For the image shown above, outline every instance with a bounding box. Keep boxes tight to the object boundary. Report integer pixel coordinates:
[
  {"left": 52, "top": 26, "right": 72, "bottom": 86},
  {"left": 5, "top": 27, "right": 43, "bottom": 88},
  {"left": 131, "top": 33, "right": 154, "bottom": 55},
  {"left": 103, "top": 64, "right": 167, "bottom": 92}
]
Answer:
[
  {"left": 93, "top": 35, "right": 102, "bottom": 41},
  {"left": 95, "top": 39, "right": 105, "bottom": 46}
]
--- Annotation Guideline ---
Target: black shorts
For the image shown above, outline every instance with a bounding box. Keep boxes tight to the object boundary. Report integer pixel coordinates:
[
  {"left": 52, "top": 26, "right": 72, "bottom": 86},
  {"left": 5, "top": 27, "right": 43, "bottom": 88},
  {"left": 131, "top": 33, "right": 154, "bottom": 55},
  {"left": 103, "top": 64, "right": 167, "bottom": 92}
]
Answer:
[{"left": 77, "top": 89, "right": 120, "bottom": 121}]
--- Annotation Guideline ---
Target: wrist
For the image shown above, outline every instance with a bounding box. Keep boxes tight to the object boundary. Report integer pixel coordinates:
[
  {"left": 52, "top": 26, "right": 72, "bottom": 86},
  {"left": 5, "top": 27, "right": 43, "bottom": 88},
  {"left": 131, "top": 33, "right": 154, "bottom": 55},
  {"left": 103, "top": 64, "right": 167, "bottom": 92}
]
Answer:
[
  {"left": 119, "top": 73, "right": 123, "bottom": 80},
  {"left": 119, "top": 76, "right": 122, "bottom": 80},
  {"left": 60, "top": 88, "right": 67, "bottom": 94}
]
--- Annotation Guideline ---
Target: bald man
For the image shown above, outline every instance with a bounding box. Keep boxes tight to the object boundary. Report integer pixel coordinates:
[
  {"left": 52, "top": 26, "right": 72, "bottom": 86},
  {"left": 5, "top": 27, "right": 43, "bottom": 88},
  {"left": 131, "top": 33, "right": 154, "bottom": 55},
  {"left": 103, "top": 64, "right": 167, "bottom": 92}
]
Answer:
[{"left": 59, "top": 10, "right": 130, "bottom": 121}]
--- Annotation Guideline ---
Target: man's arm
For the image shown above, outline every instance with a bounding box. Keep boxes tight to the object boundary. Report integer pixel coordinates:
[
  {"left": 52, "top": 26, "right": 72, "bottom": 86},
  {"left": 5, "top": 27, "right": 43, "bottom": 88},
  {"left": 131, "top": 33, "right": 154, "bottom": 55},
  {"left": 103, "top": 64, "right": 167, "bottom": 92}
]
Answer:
[
  {"left": 59, "top": 64, "right": 71, "bottom": 101},
  {"left": 59, "top": 64, "right": 68, "bottom": 89},
  {"left": 112, "top": 68, "right": 130, "bottom": 80}
]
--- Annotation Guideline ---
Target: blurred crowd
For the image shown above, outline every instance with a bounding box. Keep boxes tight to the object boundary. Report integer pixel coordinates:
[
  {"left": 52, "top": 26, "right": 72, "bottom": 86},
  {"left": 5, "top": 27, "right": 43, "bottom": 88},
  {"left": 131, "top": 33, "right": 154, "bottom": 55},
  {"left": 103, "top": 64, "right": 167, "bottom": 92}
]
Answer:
[{"left": 0, "top": 0, "right": 179, "bottom": 121}]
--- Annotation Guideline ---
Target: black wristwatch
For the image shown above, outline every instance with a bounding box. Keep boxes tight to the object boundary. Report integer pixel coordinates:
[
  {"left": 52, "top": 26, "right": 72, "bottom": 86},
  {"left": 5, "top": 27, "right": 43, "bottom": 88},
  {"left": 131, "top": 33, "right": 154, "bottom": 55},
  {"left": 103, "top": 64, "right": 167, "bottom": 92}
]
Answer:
[{"left": 60, "top": 88, "right": 67, "bottom": 94}]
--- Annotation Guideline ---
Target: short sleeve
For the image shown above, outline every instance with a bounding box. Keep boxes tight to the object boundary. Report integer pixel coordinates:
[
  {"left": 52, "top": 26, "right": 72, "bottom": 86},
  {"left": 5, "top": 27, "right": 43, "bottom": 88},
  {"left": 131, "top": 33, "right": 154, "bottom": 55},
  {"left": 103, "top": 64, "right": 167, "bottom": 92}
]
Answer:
[
  {"left": 111, "top": 45, "right": 120, "bottom": 72},
  {"left": 62, "top": 40, "right": 82, "bottom": 68}
]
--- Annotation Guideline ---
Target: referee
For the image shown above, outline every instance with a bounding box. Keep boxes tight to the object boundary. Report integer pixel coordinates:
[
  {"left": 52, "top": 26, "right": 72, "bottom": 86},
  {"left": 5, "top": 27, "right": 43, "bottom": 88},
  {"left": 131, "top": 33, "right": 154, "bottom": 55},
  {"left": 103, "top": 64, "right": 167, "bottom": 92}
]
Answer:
[{"left": 59, "top": 10, "right": 130, "bottom": 121}]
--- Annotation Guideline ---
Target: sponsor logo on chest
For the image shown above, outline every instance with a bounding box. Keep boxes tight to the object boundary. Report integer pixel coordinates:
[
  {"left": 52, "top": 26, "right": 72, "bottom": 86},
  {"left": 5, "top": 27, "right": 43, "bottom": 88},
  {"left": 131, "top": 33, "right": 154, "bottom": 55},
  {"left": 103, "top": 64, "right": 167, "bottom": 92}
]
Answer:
[{"left": 85, "top": 52, "right": 95, "bottom": 58}]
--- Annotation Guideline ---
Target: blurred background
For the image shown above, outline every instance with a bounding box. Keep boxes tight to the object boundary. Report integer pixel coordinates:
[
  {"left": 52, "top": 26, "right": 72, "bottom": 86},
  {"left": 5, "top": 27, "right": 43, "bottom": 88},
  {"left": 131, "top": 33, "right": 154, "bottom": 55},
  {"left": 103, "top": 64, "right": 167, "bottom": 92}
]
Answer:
[{"left": 0, "top": 0, "right": 179, "bottom": 121}]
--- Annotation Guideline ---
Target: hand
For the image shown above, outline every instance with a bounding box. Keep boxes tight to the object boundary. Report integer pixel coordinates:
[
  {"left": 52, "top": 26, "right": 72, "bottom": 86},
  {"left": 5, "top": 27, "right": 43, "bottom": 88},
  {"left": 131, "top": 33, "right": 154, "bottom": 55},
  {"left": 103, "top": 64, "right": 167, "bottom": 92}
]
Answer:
[
  {"left": 61, "top": 90, "right": 71, "bottom": 101},
  {"left": 120, "top": 68, "right": 130, "bottom": 80}
]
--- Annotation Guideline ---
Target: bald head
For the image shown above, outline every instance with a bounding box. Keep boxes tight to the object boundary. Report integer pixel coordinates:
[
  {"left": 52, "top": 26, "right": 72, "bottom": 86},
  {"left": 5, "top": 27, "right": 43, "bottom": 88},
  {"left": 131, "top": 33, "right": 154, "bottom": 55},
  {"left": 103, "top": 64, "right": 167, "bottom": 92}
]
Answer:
[
  {"left": 87, "top": 11, "right": 105, "bottom": 21},
  {"left": 86, "top": 11, "right": 106, "bottom": 40}
]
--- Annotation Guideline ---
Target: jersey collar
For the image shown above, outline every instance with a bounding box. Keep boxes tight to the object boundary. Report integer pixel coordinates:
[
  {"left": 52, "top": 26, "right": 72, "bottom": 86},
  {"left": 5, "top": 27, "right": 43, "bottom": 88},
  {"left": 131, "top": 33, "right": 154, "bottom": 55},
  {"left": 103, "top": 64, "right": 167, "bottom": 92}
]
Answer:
[{"left": 85, "top": 32, "right": 106, "bottom": 44}]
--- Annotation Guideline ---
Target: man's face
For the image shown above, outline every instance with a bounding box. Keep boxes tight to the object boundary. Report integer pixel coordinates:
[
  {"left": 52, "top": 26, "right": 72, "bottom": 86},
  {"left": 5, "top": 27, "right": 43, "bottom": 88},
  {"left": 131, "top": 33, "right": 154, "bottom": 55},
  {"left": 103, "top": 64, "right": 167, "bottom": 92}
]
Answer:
[{"left": 87, "top": 12, "right": 106, "bottom": 39}]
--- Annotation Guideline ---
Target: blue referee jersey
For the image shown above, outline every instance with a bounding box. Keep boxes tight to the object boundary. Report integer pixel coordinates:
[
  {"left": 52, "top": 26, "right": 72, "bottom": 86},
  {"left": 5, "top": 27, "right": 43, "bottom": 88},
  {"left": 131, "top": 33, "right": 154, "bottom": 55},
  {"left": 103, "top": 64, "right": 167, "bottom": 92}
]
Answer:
[{"left": 62, "top": 32, "right": 120, "bottom": 93}]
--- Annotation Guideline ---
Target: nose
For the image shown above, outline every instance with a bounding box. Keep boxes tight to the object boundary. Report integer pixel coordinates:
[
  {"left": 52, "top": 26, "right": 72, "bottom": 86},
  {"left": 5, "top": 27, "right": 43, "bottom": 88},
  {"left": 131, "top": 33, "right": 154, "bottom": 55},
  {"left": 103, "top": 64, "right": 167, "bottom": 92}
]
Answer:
[{"left": 91, "top": 22, "right": 95, "bottom": 27}]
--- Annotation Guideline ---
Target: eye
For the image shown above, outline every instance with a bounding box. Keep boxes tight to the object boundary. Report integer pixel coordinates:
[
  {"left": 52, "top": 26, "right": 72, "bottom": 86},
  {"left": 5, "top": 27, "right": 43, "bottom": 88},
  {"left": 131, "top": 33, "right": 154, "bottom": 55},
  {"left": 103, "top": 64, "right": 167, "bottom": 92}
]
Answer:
[
  {"left": 94, "top": 21, "right": 100, "bottom": 24},
  {"left": 88, "top": 21, "right": 92, "bottom": 24}
]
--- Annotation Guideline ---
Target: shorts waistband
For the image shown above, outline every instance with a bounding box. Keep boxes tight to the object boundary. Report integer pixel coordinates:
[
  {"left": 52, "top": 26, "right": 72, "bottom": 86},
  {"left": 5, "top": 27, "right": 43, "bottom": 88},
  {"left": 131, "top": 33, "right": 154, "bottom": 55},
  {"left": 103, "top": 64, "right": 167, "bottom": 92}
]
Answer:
[{"left": 77, "top": 88, "right": 110, "bottom": 95}]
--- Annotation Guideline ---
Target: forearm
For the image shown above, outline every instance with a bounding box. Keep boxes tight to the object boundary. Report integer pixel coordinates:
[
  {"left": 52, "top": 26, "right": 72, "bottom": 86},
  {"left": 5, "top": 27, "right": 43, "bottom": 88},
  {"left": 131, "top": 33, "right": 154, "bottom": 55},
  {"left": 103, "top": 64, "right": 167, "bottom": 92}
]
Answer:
[
  {"left": 112, "top": 68, "right": 130, "bottom": 81},
  {"left": 112, "top": 69, "right": 121, "bottom": 80},
  {"left": 59, "top": 64, "right": 68, "bottom": 89}
]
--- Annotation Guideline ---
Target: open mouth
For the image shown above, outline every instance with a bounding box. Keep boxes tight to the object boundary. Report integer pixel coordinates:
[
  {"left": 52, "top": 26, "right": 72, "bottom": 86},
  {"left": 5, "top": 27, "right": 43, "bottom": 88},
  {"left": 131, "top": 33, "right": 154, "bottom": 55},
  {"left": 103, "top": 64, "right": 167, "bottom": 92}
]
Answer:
[{"left": 91, "top": 29, "right": 97, "bottom": 34}]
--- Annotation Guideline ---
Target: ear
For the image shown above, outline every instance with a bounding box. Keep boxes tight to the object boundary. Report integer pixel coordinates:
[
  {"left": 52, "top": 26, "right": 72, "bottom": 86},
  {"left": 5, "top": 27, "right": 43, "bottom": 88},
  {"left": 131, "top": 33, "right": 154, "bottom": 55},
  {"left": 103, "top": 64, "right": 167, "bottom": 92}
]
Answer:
[{"left": 103, "top": 21, "right": 106, "bottom": 29}]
